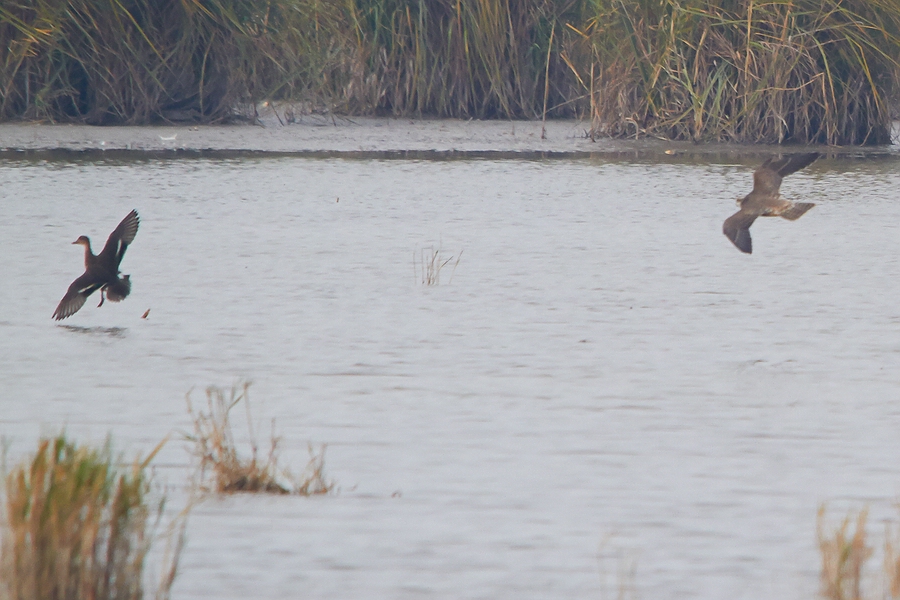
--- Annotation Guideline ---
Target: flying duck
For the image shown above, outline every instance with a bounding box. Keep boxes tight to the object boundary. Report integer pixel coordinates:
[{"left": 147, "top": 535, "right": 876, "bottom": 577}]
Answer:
[{"left": 53, "top": 210, "right": 140, "bottom": 320}]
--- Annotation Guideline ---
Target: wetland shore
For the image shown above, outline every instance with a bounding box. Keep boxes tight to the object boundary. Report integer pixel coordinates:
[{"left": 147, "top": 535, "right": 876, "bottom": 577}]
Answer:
[{"left": 2, "top": 113, "right": 898, "bottom": 160}]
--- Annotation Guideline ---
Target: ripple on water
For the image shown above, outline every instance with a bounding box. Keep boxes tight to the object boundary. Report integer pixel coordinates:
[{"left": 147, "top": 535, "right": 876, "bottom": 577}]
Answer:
[{"left": 1, "top": 151, "right": 899, "bottom": 600}]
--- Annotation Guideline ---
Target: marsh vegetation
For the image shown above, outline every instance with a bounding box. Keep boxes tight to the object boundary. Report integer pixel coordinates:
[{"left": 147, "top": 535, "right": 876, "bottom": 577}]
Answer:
[
  {"left": 1, "top": 1, "right": 898, "bottom": 143},
  {"left": 186, "top": 383, "right": 334, "bottom": 495},
  {"left": 415, "top": 245, "right": 462, "bottom": 286},
  {"left": 816, "top": 505, "right": 900, "bottom": 600},
  {"left": 0, "top": 384, "right": 334, "bottom": 599},
  {"left": 0, "top": 435, "right": 183, "bottom": 600}
]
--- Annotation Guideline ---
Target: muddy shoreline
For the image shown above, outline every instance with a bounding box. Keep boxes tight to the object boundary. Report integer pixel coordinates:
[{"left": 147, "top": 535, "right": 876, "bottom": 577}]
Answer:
[{"left": 1, "top": 112, "right": 896, "bottom": 159}]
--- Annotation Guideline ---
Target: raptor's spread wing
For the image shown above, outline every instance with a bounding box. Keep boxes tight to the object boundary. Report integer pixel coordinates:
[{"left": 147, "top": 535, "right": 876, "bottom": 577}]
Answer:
[
  {"left": 751, "top": 153, "right": 820, "bottom": 196},
  {"left": 723, "top": 209, "right": 758, "bottom": 254}
]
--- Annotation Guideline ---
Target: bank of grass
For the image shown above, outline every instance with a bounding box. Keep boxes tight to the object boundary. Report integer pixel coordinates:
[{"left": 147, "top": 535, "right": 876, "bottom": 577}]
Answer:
[
  {"left": 1, "top": 1, "right": 899, "bottom": 144},
  {"left": 0, "top": 0, "right": 583, "bottom": 124},
  {"left": 0, "top": 434, "right": 184, "bottom": 600},
  {"left": 583, "top": 0, "right": 900, "bottom": 144},
  {"left": 185, "top": 383, "right": 334, "bottom": 496}
]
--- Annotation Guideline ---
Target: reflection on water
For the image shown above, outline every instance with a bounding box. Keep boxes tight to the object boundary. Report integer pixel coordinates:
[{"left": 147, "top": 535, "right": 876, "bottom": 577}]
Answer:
[
  {"left": 57, "top": 325, "right": 128, "bottom": 338},
  {"left": 1, "top": 150, "right": 900, "bottom": 600}
]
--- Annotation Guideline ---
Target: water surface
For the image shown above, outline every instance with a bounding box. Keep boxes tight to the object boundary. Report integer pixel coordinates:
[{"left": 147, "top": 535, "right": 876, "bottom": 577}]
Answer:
[{"left": 1, "top": 151, "right": 899, "bottom": 599}]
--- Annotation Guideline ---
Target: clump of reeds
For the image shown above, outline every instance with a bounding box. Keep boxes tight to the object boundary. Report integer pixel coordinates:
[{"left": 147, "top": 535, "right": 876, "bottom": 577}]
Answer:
[
  {"left": 415, "top": 245, "right": 462, "bottom": 286},
  {"left": 0, "top": 0, "right": 588, "bottom": 124},
  {"left": 0, "top": 434, "right": 183, "bottom": 600},
  {"left": 3, "top": 0, "right": 899, "bottom": 143},
  {"left": 579, "top": 0, "right": 900, "bottom": 144},
  {"left": 883, "top": 514, "right": 900, "bottom": 599},
  {"left": 818, "top": 505, "right": 873, "bottom": 600},
  {"left": 185, "top": 383, "right": 334, "bottom": 496},
  {"left": 295, "top": 444, "right": 335, "bottom": 497}
]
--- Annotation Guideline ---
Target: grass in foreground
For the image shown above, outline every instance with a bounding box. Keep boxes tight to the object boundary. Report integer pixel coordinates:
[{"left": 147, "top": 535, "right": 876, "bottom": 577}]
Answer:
[
  {"left": 185, "top": 382, "right": 334, "bottom": 496},
  {"left": 0, "top": 434, "right": 184, "bottom": 600},
  {"left": 818, "top": 506, "right": 871, "bottom": 600},
  {"left": 815, "top": 504, "right": 900, "bottom": 600}
]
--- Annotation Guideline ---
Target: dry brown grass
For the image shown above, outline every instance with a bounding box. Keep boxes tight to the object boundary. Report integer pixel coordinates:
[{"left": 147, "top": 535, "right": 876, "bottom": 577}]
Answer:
[
  {"left": 295, "top": 443, "right": 335, "bottom": 497},
  {"left": 580, "top": 0, "right": 900, "bottom": 144},
  {"left": 818, "top": 505, "right": 873, "bottom": 600},
  {"left": 185, "top": 383, "right": 334, "bottom": 496},
  {"left": 0, "top": 434, "right": 184, "bottom": 600},
  {"left": 883, "top": 512, "right": 900, "bottom": 599},
  {"left": 2, "top": 1, "right": 898, "bottom": 143}
]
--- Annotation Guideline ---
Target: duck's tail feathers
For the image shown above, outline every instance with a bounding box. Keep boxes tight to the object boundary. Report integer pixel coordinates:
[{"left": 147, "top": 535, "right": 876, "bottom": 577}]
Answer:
[
  {"left": 106, "top": 275, "right": 131, "bottom": 302},
  {"left": 780, "top": 202, "right": 815, "bottom": 221}
]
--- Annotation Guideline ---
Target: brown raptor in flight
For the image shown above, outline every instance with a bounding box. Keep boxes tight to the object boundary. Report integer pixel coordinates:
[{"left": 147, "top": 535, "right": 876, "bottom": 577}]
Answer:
[{"left": 723, "top": 153, "right": 820, "bottom": 254}]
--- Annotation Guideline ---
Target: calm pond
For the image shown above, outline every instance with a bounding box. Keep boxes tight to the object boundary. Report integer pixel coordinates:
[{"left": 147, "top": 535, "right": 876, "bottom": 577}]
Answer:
[{"left": 1, "top": 145, "right": 899, "bottom": 599}]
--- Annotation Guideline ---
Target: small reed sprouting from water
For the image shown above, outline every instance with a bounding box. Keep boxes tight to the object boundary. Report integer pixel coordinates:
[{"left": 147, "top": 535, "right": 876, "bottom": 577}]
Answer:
[
  {"left": 0, "top": 434, "right": 184, "bottom": 600},
  {"left": 295, "top": 444, "right": 335, "bottom": 496},
  {"left": 185, "top": 382, "right": 334, "bottom": 496},
  {"left": 596, "top": 540, "right": 638, "bottom": 600},
  {"left": 415, "top": 245, "right": 462, "bottom": 286}
]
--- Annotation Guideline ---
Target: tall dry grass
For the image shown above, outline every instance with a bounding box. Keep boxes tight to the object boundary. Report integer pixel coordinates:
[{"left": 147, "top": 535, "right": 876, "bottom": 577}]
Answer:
[
  {"left": 814, "top": 504, "right": 900, "bottom": 600},
  {"left": 579, "top": 0, "right": 900, "bottom": 144},
  {"left": 0, "top": 434, "right": 184, "bottom": 600},
  {"left": 818, "top": 506, "right": 872, "bottom": 600},
  {"left": 185, "top": 382, "right": 334, "bottom": 496},
  {"left": 1, "top": 1, "right": 898, "bottom": 143},
  {"left": 0, "top": 0, "right": 587, "bottom": 123}
]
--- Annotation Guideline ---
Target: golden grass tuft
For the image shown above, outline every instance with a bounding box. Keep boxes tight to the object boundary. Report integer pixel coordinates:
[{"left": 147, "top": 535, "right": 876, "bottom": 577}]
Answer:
[
  {"left": 185, "top": 382, "right": 334, "bottom": 496},
  {"left": 818, "top": 505, "right": 873, "bottom": 600},
  {"left": 0, "top": 434, "right": 184, "bottom": 600},
  {"left": 883, "top": 512, "right": 900, "bottom": 599}
]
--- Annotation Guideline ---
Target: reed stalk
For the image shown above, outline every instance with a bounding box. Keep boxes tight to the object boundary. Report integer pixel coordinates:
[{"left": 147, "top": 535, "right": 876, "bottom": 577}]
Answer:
[
  {"left": 1, "top": 0, "right": 898, "bottom": 143},
  {"left": 415, "top": 244, "right": 461, "bottom": 285},
  {"left": 581, "top": 0, "right": 900, "bottom": 144},
  {"left": 818, "top": 505, "right": 872, "bottom": 600},
  {"left": 0, "top": 434, "right": 182, "bottom": 600},
  {"left": 185, "top": 382, "right": 334, "bottom": 495}
]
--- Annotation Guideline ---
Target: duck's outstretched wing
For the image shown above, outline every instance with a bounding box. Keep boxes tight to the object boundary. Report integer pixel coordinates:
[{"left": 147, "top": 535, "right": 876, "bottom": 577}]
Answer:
[
  {"left": 53, "top": 273, "right": 103, "bottom": 320},
  {"left": 98, "top": 210, "right": 140, "bottom": 268},
  {"left": 752, "top": 153, "right": 820, "bottom": 196},
  {"left": 723, "top": 209, "right": 757, "bottom": 254}
]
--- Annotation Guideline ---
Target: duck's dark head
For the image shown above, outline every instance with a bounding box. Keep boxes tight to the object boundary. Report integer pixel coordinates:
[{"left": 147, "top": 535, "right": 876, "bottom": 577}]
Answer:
[{"left": 72, "top": 235, "right": 91, "bottom": 247}]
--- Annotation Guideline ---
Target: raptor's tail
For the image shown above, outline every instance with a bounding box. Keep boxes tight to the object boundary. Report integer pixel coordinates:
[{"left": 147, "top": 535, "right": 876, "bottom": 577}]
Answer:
[{"left": 780, "top": 202, "right": 815, "bottom": 221}]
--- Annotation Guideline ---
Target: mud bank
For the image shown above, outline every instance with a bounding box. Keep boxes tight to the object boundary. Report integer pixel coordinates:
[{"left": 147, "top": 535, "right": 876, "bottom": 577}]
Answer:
[{"left": 5, "top": 110, "right": 894, "bottom": 158}]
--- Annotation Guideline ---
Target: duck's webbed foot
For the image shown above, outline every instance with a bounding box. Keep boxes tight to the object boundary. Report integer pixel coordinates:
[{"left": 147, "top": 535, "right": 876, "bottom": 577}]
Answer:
[{"left": 97, "top": 289, "right": 106, "bottom": 308}]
